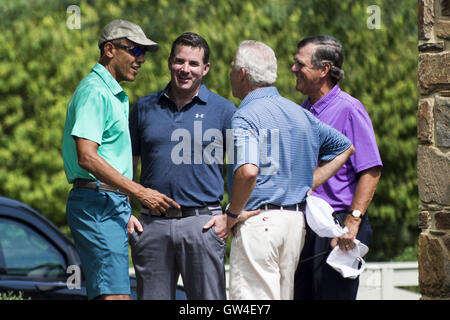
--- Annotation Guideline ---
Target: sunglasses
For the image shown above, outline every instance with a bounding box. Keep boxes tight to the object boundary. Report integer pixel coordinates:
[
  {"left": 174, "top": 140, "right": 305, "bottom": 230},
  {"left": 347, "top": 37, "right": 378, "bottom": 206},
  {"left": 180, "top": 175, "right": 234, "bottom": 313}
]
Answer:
[{"left": 112, "top": 42, "right": 147, "bottom": 57}]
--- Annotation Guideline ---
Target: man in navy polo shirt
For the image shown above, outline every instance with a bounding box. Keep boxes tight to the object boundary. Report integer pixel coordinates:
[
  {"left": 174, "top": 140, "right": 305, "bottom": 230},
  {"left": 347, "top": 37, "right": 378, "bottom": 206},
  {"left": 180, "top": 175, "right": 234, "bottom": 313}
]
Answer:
[{"left": 128, "top": 32, "right": 235, "bottom": 300}]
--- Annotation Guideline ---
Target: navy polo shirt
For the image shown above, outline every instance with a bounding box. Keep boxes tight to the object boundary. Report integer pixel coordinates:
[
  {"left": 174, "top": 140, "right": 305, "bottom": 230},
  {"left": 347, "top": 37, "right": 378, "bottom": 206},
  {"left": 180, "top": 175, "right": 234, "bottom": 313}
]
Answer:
[{"left": 129, "top": 83, "right": 236, "bottom": 207}]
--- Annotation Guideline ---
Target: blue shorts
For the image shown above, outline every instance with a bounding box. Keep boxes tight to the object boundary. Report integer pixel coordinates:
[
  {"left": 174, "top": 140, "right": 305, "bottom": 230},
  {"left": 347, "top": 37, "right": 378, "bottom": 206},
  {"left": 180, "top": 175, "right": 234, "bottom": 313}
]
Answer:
[{"left": 66, "top": 187, "right": 132, "bottom": 299}]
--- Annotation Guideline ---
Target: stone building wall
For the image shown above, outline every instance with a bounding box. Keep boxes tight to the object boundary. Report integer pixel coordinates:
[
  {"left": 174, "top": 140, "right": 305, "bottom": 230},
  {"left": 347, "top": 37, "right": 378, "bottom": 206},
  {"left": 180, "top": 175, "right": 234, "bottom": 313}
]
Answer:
[{"left": 417, "top": 0, "right": 450, "bottom": 299}]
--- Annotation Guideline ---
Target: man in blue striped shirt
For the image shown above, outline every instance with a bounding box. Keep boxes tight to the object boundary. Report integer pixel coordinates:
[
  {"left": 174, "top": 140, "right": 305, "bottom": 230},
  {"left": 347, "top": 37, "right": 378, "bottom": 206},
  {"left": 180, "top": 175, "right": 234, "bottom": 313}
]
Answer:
[{"left": 226, "top": 40, "right": 354, "bottom": 299}]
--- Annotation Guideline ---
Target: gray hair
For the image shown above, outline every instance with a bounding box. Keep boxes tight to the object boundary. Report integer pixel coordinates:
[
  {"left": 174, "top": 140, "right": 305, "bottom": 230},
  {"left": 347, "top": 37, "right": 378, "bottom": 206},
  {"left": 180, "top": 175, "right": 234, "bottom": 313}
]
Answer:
[
  {"left": 234, "top": 40, "right": 277, "bottom": 87},
  {"left": 297, "top": 35, "right": 345, "bottom": 84}
]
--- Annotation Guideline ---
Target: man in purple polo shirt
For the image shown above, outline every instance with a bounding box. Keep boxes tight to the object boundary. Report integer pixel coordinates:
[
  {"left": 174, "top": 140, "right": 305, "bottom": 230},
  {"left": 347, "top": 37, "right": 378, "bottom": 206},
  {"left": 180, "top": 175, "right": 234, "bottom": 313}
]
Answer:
[{"left": 291, "top": 35, "right": 382, "bottom": 300}]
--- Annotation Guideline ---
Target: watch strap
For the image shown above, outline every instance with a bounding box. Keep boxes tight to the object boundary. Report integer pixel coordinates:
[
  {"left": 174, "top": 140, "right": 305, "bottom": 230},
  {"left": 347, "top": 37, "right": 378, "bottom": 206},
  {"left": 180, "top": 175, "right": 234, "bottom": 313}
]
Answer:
[{"left": 226, "top": 208, "right": 240, "bottom": 219}]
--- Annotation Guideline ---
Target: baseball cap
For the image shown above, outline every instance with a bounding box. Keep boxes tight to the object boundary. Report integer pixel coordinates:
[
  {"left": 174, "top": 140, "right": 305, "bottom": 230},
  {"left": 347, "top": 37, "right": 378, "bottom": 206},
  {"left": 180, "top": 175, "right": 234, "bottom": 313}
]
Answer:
[
  {"left": 98, "top": 19, "right": 159, "bottom": 52},
  {"left": 326, "top": 239, "right": 369, "bottom": 279},
  {"left": 304, "top": 195, "right": 348, "bottom": 238}
]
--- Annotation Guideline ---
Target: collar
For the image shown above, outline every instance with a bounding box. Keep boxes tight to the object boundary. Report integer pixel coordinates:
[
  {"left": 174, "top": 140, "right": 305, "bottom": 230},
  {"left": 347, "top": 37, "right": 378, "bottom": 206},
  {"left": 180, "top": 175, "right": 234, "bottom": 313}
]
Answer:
[
  {"left": 303, "top": 84, "right": 341, "bottom": 115},
  {"left": 159, "top": 82, "right": 209, "bottom": 105},
  {"left": 240, "top": 86, "right": 280, "bottom": 108},
  {"left": 92, "top": 63, "right": 126, "bottom": 97}
]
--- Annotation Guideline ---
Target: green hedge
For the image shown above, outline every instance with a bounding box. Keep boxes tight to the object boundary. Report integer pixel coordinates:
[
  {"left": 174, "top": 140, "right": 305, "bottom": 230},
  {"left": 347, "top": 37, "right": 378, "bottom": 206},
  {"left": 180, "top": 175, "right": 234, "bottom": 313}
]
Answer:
[{"left": 0, "top": 0, "right": 419, "bottom": 261}]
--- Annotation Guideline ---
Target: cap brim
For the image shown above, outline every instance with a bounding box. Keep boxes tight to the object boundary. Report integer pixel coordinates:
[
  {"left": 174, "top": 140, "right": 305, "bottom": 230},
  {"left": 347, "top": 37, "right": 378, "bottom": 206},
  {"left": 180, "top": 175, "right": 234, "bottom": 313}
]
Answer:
[{"left": 126, "top": 36, "right": 159, "bottom": 52}]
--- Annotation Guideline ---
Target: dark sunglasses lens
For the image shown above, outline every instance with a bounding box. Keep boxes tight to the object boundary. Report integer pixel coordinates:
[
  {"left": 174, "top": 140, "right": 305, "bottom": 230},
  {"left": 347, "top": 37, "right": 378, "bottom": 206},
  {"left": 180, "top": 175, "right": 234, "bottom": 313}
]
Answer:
[{"left": 131, "top": 47, "right": 145, "bottom": 57}]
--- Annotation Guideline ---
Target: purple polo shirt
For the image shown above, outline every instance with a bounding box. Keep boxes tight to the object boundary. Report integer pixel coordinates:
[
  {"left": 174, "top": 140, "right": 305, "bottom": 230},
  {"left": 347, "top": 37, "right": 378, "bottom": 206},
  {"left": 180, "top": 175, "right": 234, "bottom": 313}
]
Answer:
[{"left": 302, "top": 85, "right": 382, "bottom": 211}]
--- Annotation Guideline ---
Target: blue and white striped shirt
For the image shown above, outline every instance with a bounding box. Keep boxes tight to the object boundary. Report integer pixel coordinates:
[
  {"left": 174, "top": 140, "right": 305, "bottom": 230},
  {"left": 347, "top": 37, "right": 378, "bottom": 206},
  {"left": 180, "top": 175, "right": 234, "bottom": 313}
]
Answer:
[{"left": 229, "top": 86, "right": 352, "bottom": 210}]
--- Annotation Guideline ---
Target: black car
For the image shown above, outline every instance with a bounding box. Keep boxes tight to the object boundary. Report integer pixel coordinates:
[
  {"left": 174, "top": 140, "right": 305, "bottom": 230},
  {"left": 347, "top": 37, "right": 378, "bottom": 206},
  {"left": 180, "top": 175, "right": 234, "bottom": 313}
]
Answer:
[
  {"left": 0, "top": 196, "right": 187, "bottom": 300},
  {"left": 0, "top": 197, "right": 90, "bottom": 299}
]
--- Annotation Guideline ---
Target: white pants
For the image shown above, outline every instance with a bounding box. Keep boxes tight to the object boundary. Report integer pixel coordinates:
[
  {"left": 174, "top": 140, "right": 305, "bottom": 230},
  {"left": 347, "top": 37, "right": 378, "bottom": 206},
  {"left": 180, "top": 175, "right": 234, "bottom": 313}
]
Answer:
[{"left": 229, "top": 209, "right": 306, "bottom": 300}]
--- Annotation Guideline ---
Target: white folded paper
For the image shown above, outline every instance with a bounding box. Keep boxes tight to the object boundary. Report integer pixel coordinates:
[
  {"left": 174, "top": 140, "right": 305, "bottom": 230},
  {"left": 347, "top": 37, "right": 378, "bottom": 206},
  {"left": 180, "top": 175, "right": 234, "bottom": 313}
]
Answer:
[
  {"left": 305, "top": 195, "right": 348, "bottom": 238},
  {"left": 326, "top": 239, "right": 369, "bottom": 279}
]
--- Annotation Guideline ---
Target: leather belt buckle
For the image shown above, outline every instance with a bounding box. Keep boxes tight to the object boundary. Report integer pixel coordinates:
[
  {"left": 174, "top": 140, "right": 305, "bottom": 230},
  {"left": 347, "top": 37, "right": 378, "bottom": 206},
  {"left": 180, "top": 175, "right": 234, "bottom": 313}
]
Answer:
[{"left": 164, "top": 207, "right": 183, "bottom": 218}]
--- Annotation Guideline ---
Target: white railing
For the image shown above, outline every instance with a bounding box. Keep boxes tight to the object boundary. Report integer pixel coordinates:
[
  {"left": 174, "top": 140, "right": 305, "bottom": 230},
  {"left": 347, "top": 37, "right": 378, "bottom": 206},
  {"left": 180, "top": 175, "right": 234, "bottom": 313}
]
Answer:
[{"left": 357, "top": 261, "right": 420, "bottom": 300}]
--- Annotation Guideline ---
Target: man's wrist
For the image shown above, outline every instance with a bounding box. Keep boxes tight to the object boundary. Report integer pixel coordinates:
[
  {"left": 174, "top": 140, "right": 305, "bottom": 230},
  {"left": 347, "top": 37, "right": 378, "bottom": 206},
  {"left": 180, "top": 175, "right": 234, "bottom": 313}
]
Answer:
[
  {"left": 226, "top": 209, "right": 240, "bottom": 219},
  {"left": 346, "top": 209, "right": 362, "bottom": 223},
  {"left": 225, "top": 203, "right": 240, "bottom": 219},
  {"left": 350, "top": 209, "right": 362, "bottom": 218},
  {"left": 133, "top": 183, "right": 147, "bottom": 200}
]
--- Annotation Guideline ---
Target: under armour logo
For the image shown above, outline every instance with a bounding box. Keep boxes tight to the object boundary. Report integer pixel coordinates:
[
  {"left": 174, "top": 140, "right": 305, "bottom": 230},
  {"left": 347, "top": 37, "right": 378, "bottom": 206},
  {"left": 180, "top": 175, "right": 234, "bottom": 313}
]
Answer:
[{"left": 195, "top": 113, "right": 204, "bottom": 119}]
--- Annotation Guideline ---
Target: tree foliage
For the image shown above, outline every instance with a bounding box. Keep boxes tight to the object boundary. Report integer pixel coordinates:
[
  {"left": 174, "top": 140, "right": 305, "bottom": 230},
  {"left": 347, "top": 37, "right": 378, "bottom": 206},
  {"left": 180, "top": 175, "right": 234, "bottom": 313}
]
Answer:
[{"left": 0, "top": 0, "right": 418, "bottom": 261}]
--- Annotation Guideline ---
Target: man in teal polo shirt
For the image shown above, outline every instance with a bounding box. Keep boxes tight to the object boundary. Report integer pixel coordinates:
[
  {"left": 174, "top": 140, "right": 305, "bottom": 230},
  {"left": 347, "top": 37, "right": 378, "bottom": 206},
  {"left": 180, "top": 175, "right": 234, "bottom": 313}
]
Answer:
[{"left": 62, "top": 20, "right": 178, "bottom": 300}]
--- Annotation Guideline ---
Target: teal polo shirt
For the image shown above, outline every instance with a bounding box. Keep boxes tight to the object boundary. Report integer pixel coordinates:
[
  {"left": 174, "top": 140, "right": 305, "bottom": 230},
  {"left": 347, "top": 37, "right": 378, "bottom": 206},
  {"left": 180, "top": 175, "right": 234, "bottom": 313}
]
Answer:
[{"left": 62, "top": 63, "right": 133, "bottom": 183}]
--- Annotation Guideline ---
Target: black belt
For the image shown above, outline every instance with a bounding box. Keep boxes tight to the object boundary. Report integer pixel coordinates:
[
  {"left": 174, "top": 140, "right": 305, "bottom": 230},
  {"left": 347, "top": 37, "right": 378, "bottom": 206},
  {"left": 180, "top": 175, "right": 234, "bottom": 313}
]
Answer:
[
  {"left": 259, "top": 202, "right": 306, "bottom": 212},
  {"left": 73, "top": 179, "right": 128, "bottom": 196},
  {"left": 141, "top": 203, "right": 222, "bottom": 218}
]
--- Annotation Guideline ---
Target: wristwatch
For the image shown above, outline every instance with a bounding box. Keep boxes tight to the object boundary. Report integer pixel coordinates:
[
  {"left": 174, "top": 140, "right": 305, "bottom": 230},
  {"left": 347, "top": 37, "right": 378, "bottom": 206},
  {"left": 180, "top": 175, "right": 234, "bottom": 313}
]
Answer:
[
  {"left": 225, "top": 203, "right": 240, "bottom": 219},
  {"left": 350, "top": 210, "right": 362, "bottom": 218}
]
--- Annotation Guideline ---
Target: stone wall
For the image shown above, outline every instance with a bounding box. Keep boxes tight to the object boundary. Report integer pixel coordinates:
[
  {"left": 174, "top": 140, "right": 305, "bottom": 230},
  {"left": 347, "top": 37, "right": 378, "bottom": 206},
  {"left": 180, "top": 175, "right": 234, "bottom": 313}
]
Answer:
[{"left": 418, "top": 0, "right": 450, "bottom": 299}]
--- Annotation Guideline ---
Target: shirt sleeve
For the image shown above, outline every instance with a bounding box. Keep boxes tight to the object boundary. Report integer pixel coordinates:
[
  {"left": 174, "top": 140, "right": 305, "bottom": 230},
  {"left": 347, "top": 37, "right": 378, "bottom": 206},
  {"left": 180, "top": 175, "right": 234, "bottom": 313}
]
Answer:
[
  {"left": 224, "top": 104, "right": 236, "bottom": 196},
  {"left": 345, "top": 108, "right": 383, "bottom": 173},
  {"left": 70, "top": 88, "right": 107, "bottom": 145},
  {"left": 129, "top": 101, "right": 141, "bottom": 157},
  {"left": 231, "top": 115, "right": 260, "bottom": 175},
  {"left": 223, "top": 103, "right": 236, "bottom": 159},
  {"left": 317, "top": 119, "right": 353, "bottom": 162}
]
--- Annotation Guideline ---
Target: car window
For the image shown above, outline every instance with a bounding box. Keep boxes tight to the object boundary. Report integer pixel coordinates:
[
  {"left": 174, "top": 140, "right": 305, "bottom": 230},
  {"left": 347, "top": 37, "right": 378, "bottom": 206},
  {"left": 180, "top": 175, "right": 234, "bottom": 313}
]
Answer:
[{"left": 0, "top": 217, "right": 67, "bottom": 280}]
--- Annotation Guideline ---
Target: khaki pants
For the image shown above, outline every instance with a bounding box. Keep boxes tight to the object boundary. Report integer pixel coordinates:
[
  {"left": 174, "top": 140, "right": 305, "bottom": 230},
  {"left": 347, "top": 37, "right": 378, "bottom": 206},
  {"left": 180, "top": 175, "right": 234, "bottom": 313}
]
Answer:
[{"left": 229, "top": 209, "right": 306, "bottom": 300}]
